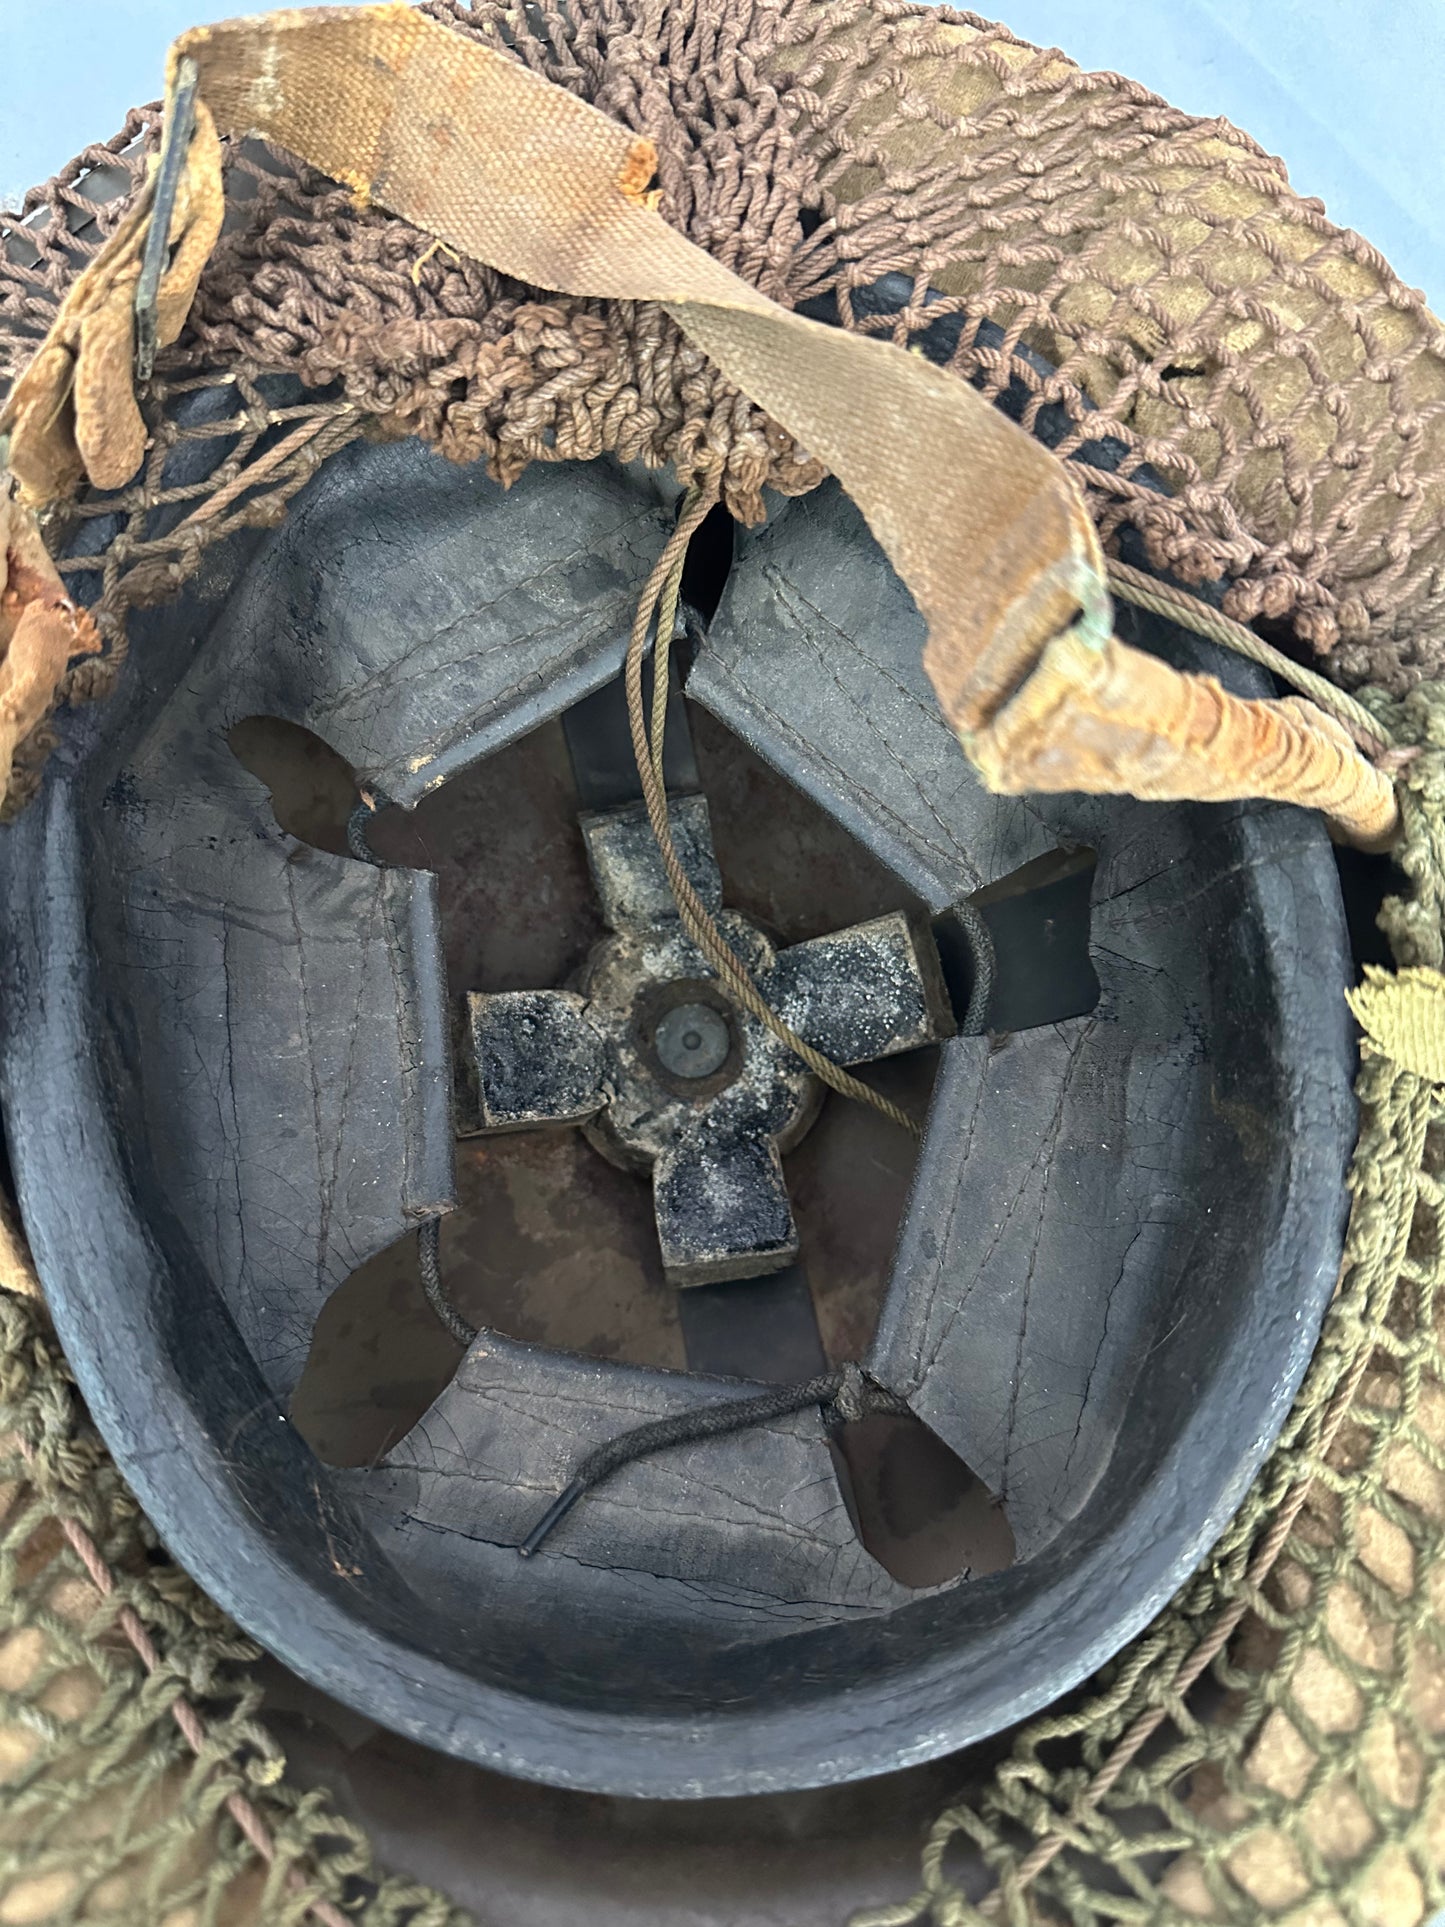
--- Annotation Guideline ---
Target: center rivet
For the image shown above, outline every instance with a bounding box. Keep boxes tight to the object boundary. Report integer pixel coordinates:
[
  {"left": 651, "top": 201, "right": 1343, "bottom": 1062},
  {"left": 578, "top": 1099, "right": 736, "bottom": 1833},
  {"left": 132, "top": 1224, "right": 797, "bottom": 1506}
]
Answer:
[{"left": 653, "top": 1000, "right": 731, "bottom": 1080}]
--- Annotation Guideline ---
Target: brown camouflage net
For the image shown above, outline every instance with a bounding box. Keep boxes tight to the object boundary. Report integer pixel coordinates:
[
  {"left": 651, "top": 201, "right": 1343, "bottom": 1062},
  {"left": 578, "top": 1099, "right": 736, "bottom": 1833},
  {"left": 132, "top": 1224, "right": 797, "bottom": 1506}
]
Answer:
[
  {"left": 3, "top": 0, "right": 1445, "bottom": 1921},
  {"left": 790, "top": 0, "right": 1445, "bottom": 690}
]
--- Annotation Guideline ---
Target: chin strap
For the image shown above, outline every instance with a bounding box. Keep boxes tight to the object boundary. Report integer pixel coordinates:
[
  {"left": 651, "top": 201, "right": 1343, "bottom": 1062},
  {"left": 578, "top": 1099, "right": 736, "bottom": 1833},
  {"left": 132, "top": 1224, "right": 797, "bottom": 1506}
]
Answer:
[{"left": 0, "top": 3, "right": 1401, "bottom": 848}]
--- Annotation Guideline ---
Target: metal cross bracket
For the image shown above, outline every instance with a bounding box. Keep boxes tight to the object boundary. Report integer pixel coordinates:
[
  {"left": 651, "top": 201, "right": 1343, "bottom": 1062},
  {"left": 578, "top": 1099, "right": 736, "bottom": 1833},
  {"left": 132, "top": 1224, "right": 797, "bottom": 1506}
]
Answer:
[{"left": 467, "top": 794, "right": 953, "bottom": 1287}]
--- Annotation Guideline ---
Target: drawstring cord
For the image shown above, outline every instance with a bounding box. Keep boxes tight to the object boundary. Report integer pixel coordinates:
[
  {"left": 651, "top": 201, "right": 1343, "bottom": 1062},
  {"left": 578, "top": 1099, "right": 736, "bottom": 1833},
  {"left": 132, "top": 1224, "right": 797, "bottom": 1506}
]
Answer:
[{"left": 519, "top": 1363, "right": 912, "bottom": 1556}]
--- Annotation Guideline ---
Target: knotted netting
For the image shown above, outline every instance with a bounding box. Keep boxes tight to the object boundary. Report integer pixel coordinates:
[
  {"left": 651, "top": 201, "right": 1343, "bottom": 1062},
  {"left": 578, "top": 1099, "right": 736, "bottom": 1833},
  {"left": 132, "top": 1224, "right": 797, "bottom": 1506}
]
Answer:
[{"left": 3, "top": 1, "right": 1445, "bottom": 1919}]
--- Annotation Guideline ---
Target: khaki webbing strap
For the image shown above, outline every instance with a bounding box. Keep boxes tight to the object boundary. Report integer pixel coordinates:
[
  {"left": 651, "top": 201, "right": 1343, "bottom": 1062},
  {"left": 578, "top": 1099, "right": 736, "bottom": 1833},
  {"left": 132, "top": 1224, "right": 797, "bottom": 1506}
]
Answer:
[{"left": 0, "top": 4, "right": 1399, "bottom": 848}]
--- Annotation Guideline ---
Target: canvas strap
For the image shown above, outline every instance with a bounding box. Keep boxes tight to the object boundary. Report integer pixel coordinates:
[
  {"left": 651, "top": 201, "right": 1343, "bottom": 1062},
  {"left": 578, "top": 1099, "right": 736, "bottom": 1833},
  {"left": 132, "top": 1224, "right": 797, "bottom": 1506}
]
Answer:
[{"left": 0, "top": 4, "right": 1399, "bottom": 846}]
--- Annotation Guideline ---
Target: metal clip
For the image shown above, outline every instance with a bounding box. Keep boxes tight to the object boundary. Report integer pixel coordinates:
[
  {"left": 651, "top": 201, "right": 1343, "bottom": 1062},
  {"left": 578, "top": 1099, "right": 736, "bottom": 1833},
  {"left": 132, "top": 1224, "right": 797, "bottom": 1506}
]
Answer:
[{"left": 133, "top": 55, "right": 201, "bottom": 384}]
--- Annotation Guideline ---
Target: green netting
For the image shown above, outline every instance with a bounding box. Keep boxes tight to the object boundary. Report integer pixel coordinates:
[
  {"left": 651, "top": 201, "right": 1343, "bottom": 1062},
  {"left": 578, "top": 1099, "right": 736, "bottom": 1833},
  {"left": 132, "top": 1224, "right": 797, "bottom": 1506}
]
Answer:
[{"left": 0, "top": 1266, "right": 472, "bottom": 1925}]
